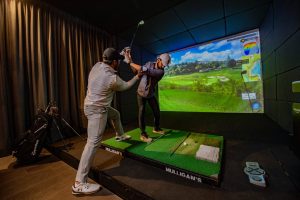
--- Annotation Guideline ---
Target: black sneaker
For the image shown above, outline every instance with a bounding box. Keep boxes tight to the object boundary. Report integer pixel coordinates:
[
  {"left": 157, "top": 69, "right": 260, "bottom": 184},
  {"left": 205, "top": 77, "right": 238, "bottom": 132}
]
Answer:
[
  {"left": 153, "top": 127, "right": 165, "bottom": 134},
  {"left": 140, "top": 132, "right": 152, "bottom": 143}
]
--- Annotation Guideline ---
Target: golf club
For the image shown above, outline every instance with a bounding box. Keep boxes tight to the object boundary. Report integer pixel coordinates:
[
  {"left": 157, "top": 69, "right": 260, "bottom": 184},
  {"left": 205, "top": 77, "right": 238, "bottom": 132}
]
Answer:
[{"left": 129, "top": 20, "right": 144, "bottom": 49}]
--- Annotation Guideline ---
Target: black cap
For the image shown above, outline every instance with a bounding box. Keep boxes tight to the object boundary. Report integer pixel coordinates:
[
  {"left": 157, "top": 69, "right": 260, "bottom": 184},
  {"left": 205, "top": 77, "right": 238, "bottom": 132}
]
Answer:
[{"left": 102, "top": 47, "right": 124, "bottom": 62}]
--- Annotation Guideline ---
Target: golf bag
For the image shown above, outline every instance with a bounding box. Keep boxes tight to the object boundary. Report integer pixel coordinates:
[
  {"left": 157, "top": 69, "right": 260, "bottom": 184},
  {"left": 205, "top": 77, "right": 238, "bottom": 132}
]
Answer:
[{"left": 12, "top": 112, "right": 52, "bottom": 164}]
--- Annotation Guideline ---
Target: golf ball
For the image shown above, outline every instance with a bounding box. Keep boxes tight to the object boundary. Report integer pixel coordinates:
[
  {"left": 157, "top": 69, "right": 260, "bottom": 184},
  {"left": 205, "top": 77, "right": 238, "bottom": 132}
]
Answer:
[{"left": 183, "top": 142, "right": 187, "bottom": 145}]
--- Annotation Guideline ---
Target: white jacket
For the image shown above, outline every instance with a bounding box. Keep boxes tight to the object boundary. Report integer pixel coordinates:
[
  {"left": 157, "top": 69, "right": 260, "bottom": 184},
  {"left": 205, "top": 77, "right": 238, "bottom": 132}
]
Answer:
[{"left": 84, "top": 62, "right": 139, "bottom": 107}]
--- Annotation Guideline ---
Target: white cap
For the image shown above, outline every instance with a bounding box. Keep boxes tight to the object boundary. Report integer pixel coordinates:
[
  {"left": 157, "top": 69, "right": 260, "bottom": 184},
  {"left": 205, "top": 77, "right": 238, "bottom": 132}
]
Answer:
[{"left": 158, "top": 53, "right": 171, "bottom": 67}]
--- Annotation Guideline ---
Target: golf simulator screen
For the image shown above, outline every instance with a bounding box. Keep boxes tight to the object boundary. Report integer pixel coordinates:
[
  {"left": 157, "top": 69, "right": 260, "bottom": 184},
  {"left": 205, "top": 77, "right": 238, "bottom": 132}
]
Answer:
[{"left": 159, "top": 29, "right": 264, "bottom": 113}]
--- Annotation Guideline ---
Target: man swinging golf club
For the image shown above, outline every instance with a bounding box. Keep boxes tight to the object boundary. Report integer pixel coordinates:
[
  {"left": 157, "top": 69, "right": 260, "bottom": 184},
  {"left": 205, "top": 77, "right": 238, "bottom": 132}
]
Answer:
[{"left": 122, "top": 47, "right": 171, "bottom": 143}]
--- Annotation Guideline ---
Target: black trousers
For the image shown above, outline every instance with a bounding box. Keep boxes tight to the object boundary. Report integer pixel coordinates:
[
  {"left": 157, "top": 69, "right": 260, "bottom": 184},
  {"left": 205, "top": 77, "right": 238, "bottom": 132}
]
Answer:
[{"left": 137, "top": 95, "right": 160, "bottom": 133}]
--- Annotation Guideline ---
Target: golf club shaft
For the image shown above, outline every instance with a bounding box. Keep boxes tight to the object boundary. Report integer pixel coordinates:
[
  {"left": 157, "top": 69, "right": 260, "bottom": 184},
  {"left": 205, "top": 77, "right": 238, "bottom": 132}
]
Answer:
[
  {"left": 129, "top": 24, "right": 140, "bottom": 49},
  {"left": 129, "top": 20, "right": 144, "bottom": 49}
]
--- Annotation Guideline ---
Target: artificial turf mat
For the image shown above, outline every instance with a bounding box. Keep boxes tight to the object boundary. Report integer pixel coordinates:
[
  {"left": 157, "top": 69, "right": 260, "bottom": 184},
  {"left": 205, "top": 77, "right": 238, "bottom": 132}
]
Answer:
[{"left": 101, "top": 126, "right": 223, "bottom": 178}]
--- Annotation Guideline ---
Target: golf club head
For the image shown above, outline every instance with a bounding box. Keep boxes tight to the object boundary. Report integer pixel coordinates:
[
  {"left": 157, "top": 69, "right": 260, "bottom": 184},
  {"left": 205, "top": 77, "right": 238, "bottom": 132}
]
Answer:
[{"left": 138, "top": 20, "right": 144, "bottom": 26}]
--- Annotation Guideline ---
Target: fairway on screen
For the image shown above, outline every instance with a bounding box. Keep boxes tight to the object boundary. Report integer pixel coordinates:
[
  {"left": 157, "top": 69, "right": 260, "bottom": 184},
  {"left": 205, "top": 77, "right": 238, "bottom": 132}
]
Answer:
[{"left": 159, "top": 29, "right": 264, "bottom": 113}]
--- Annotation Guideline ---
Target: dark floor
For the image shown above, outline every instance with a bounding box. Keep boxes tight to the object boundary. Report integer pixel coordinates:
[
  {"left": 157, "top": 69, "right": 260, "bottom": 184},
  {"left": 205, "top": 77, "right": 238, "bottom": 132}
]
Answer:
[{"left": 47, "top": 124, "right": 300, "bottom": 200}]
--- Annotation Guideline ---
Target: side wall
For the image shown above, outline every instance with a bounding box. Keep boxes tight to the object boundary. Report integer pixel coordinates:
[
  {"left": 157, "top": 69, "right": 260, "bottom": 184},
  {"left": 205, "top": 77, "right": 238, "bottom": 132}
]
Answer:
[{"left": 260, "top": 0, "right": 300, "bottom": 134}]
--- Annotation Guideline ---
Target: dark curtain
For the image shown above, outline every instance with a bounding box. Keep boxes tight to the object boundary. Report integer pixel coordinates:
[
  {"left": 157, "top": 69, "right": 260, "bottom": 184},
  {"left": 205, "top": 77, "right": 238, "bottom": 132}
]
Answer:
[{"left": 0, "top": 0, "right": 116, "bottom": 156}]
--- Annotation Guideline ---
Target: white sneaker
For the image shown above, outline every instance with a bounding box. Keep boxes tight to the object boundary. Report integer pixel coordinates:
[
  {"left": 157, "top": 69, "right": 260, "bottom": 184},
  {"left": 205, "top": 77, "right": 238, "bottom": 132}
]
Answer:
[
  {"left": 140, "top": 135, "right": 152, "bottom": 143},
  {"left": 72, "top": 182, "right": 101, "bottom": 195},
  {"left": 153, "top": 128, "right": 165, "bottom": 135},
  {"left": 115, "top": 134, "right": 131, "bottom": 142}
]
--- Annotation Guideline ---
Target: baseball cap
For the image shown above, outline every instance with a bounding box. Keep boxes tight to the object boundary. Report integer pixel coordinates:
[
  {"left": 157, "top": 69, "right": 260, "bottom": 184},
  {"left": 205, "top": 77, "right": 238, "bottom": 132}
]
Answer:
[
  {"left": 158, "top": 53, "right": 171, "bottom": 67},
  {"left": 103, "top": 47, "right": 124, "bottom": 62}
]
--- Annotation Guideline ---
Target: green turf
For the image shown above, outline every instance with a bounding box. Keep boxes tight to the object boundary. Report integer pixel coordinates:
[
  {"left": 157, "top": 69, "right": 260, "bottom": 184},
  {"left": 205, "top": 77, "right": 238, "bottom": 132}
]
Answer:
[
  {"left": 101, "top": 126, "right": 171, "bottom": 151},
  {"left": 101, "top": 127, "right": 223, "bottom": 178},
  {"left": 144, "top": 130, "right": 188, "bottom": 153}
]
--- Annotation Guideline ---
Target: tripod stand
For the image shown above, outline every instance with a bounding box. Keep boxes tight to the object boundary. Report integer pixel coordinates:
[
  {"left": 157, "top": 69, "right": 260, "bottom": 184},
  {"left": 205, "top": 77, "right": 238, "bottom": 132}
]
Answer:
[{"left": 46, "top": 102, "right": 86, "bottom": 151}]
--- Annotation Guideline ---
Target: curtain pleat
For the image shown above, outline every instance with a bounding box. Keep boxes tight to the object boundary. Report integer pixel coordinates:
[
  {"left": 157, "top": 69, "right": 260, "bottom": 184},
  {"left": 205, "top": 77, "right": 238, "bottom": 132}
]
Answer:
[
  {"left": 0, "top": 0, "right": 116, "bottom": 156},
  {"left": 0, "top": 0, "right": 13, "bottom": 156}
]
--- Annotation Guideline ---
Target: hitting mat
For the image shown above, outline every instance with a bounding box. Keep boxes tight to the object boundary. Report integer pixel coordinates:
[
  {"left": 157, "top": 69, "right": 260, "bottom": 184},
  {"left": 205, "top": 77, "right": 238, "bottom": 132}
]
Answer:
[{"left": 101, "top": 126, "right": 224, "bottom": 185}]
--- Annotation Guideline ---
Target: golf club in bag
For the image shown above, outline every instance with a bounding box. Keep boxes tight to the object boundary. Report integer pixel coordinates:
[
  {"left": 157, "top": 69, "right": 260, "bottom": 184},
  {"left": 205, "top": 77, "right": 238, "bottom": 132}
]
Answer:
[
  {"left": 12, "top": 101, "right": 85, "bottom": 164},
  {"left": 12, "top": 108, "right": 52, "bottom": 164}
]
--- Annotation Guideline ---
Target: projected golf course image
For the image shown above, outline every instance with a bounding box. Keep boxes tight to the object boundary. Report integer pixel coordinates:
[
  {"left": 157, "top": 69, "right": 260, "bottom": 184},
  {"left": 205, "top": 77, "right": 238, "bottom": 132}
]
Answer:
[{"left": 159, "top": 29, "right": 264, "bottom": 113}]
